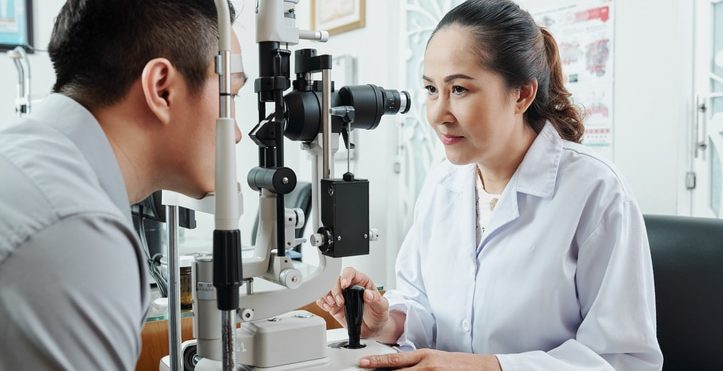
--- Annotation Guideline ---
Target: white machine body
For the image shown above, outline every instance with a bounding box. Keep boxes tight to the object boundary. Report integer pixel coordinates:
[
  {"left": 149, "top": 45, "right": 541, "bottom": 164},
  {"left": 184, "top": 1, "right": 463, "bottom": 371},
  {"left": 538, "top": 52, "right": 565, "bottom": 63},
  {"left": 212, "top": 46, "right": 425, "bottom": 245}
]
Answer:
[{"left": 161, "top": 327, "right": 397, "bottom": 371}]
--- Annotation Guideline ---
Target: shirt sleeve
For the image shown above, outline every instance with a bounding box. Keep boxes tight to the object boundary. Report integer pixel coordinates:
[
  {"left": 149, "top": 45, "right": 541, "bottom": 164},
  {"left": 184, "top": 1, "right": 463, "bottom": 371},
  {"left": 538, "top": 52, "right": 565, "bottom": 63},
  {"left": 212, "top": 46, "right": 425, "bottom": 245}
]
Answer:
[
  {"left": 495, "top": 199, "right": 663, "bottom": 371},
  {"left": 0, "top": 214, "right": 147, "bottom": 371},
  {"left": 383, "top": 173, "right": 438, "bottom": 351}
]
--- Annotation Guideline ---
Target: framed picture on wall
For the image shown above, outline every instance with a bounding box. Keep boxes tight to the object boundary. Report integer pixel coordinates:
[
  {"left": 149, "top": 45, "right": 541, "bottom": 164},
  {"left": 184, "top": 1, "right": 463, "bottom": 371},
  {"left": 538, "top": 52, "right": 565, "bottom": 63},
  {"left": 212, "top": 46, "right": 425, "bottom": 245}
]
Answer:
[
  {"left": 311, "top": 0, "right": 365, "bottom": 36},
  {"left": 0, "top": 0, "right": 33, "bottom": 52}
]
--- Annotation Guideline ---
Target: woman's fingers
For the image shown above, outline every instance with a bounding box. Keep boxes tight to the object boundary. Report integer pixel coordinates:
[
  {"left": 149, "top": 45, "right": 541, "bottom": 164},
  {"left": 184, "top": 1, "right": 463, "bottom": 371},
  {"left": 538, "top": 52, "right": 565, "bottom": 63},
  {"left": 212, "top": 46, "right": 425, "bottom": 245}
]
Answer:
[
  {"left": 358, "top": 350, "right": 426, "bottom": 369},
  {"left": 333, "top": 267, "right": 377, "bottom": 307},
  {"left": 340, "top": 267, "right": 376, "bottom": 291},
  {"left": 317, "top": 295, "right": 338, "bottom": 311},
  {"left": 339, "top": 267, "right": 357, "bottom": 288},
  {"left": 318, "top": 267, "right": 386, "bottom": 333},
  {"left": 327, "top": 294, "right": 337, "bottom": 307},
  {"left": 363, "top": 290, "right": 387, "bottom": 314},
  {"left": 316, "top": 298, "right": 330, "bottom": 312},
  {"left": 316, "top": 297, "right": 347, "bottom": 324},
  {"left": 328, "top": 300, "right": 348, "bottom": 326},
  {"left": 363, "top": 292, "right": 388, "bottom": 327},
  {"left": 330, "top": 276, "right": 345, "bottom": 307},
  {"left": 318, "top": 291, "right": 388, "bottom": 338}
]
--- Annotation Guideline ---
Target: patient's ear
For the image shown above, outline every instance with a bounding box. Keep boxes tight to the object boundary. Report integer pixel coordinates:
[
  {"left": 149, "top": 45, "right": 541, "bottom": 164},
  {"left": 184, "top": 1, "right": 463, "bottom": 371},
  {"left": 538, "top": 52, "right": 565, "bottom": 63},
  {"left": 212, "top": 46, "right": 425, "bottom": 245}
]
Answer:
[{"left": 141, "top": 58, "right": 178, "bottom": 125}]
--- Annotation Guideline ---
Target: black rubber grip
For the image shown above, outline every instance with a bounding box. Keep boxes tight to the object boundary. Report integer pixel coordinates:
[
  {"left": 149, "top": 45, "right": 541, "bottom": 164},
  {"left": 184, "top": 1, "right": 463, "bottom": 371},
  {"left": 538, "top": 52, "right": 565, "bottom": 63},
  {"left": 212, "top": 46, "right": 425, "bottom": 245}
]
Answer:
[
  {"left": 343, "top": 285, "right": 366, "bottom": 349},
  {"left": 213, "top": 230, "right": 242, "bottom": 310}
]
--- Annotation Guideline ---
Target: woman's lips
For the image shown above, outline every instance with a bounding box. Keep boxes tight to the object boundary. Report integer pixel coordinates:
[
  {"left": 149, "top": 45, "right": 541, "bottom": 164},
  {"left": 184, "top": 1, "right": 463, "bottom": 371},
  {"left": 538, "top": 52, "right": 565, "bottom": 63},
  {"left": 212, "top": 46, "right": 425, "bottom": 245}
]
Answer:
[{"left": 440, "top": 134, "right": 464, "bottom": 145}]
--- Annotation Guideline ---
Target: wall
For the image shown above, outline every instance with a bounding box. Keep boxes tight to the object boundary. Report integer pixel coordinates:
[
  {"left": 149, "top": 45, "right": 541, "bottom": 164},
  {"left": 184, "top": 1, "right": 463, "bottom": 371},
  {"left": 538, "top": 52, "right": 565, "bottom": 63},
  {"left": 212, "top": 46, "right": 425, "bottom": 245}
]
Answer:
[
  {"left": 516, "top": 0, "right": 692, "bottom": 215},
  {"left": 613, "top": 0, "right": 692, "bottom": 215}
]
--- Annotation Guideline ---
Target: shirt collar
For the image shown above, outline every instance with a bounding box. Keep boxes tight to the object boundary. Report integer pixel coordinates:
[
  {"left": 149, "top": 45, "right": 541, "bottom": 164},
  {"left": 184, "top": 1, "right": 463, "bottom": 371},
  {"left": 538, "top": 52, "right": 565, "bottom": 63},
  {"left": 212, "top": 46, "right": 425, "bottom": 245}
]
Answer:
[
  {"left": 438, "top": 122, "right": 563, "bottom": 199},
  {"left": 30, "top": 94, "right": 133, "bottom": 225}
]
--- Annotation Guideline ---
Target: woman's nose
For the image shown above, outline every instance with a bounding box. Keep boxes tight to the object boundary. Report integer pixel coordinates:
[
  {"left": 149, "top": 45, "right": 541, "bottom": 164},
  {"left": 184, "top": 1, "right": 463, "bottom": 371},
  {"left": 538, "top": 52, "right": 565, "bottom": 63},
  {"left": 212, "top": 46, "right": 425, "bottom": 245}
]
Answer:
[{"left": 427, "top": 97, "right": 452, "bottom": 125}]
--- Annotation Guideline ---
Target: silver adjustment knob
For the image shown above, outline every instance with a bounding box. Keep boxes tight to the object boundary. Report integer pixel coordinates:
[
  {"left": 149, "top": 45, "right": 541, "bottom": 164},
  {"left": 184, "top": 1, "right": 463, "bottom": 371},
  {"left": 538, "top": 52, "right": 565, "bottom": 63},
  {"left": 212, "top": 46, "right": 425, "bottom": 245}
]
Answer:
[
  {"left": 310, "top": 233, "right": 325, "bottom": 247},
  {"left": 280, "top": 269, "right": 302, "bottom": 289},
  {"left": 368, "top": 228, "right": 380, "bottom": 242},
  {"left": 239, "top": 308, "right": 254, "bottom": 321}
]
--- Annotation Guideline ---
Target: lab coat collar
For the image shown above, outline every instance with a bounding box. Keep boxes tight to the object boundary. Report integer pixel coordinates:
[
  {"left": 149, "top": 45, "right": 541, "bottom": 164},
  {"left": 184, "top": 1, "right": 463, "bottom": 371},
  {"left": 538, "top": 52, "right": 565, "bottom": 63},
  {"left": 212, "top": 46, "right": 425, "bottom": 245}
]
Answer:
[
  {"left": 514, "top": 122, "right": 563, "bottom": 199},
  {"left": 30, "top": 94, "right": 133, "bottom": 226},
  {"left": 437, "top": 122, "right": 562, "bottom": 199},
  {"left": 436, "top": 123, "right": 563, "bottom": 254}
]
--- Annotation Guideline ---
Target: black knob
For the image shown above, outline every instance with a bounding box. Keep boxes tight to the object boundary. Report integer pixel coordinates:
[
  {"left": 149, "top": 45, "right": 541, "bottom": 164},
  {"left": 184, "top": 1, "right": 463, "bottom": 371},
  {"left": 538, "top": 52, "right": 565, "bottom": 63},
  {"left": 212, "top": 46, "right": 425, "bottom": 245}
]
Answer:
[{"left": 343, "top": 285, "right": 365, "bottom": 349}]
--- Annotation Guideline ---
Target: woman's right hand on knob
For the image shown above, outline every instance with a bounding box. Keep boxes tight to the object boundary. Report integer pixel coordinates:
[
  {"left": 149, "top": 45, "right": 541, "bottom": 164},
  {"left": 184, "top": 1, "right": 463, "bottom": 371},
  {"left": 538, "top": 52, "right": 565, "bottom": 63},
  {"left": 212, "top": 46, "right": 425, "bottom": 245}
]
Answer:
[{"left": 316, "top": 267, "right": 389, "bottom": 338}]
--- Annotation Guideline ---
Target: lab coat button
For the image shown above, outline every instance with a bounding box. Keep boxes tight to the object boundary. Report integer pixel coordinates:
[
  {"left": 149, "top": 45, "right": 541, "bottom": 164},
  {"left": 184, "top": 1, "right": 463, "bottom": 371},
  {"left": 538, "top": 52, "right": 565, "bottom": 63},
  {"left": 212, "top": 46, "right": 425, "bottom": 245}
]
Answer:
[{"left": 462, "top": 319, "right": 471, "bottom": 332}]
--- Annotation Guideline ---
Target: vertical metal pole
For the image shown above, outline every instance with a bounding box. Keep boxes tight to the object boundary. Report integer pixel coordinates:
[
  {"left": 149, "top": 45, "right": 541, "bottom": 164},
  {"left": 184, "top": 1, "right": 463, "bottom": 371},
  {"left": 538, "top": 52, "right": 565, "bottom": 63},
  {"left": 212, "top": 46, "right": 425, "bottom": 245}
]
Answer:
[
  {"left": 275, "top": 89, "right": 286, "bottom": 257},
  {"left": 346, "top": 123, "right": 352, "bottom": 173},
  {"left": 213, "top": 2, "right": 240, "bottom": 371},
  {"left": 167, "top": 205, "right": 182, "bottom": 371},
  {"left": 245, "top": 278, "right": 254, "bottom": 295},
  {"left": 258, "top": 99, "right": 267, "bottom": 168},
  {"left": 221, "top": 311, "right": 236, "bottom": 370},
  {"left": 311, "top": 152, "right": 320, "bottom": 231},
  {"left": 322, "top": 69, "right": 332, "bottom": 179}
]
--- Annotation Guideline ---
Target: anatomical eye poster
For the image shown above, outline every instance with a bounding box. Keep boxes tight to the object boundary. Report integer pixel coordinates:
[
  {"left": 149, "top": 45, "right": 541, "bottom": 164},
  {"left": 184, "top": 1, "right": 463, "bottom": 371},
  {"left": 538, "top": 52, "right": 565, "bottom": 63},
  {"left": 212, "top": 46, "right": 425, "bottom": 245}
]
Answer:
[{"left": 533, "top": 0, "right": 615, "bottom": 160}]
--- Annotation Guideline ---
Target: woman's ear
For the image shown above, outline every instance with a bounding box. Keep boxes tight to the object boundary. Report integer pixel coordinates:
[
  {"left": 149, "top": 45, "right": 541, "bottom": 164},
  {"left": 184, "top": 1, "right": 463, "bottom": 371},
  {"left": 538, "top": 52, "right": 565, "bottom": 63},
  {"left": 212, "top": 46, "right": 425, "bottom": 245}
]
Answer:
[
  {"left": 141, "top": 58, "right": 177, "bottom": 125},
  {"left": 515, "top": 79, "right": 539, "bottom": 115}
]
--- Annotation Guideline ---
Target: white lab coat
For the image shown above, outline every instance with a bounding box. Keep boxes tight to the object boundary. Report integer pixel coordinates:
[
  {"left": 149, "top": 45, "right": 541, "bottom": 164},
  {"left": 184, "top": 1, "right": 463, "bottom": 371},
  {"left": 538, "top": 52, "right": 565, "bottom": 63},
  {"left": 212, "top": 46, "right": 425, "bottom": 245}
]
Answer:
[{"left": 384, "top": 124, "right": 663, "bottom": 370}]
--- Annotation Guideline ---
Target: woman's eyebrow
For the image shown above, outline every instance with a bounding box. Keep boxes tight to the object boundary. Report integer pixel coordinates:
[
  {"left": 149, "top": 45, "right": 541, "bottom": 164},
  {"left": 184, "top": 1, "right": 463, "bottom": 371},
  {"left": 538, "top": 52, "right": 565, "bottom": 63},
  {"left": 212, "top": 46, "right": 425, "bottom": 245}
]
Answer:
[{"left": 422, "top": 74, "right": 475, "bottom": 83}]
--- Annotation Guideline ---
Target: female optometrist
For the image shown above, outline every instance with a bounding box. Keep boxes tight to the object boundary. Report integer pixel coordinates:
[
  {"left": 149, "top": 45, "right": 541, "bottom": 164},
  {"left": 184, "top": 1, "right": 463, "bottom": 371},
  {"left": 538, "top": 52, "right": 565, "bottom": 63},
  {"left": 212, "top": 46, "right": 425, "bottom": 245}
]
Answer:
[{"left": 317, "top": 0, "right": 663, "bottom": 370}]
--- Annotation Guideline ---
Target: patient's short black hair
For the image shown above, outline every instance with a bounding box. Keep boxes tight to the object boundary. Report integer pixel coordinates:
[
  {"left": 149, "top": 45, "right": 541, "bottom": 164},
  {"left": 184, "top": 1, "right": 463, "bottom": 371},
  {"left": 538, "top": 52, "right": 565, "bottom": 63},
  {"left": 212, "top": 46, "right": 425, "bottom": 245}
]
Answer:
[{"left": 48, "top": 0, "right": 236, "bottom": 109}]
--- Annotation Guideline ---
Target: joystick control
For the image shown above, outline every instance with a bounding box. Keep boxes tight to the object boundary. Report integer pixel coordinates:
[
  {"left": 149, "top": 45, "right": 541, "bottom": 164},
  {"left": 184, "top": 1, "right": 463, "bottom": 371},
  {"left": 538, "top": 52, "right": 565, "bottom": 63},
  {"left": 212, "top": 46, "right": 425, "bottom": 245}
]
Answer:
[{"left": 343, "top": 285, "right": 366, "bottom": 349}]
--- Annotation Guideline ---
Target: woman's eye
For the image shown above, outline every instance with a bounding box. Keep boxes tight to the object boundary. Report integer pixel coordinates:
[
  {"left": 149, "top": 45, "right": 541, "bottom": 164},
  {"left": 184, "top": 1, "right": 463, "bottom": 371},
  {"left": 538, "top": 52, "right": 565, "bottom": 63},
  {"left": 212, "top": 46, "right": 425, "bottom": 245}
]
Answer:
[
  {"left": 424, "top": 85, "right": 438, "bottom": 95},
  {"left": 451, "top": 85, "right": 468, "bottom": 95}
]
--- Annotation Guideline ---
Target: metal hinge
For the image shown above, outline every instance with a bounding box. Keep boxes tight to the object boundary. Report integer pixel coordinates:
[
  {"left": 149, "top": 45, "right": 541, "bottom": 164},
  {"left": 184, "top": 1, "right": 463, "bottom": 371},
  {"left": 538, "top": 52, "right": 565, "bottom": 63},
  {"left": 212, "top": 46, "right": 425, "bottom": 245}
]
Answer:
[
  {"left": 686, "top": 171, "right": 697, "bottom": 190},
  {"left": 698, "top": 101, "right": 708, "bottom": 152}
]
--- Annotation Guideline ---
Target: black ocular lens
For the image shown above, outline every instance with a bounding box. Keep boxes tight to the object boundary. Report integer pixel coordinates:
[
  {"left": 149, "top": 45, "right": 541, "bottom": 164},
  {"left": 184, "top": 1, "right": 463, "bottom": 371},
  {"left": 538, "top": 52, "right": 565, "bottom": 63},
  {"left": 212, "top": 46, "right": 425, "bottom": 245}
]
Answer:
[
  {"left": 381, "top": 89, "right": 410, "bottom": 115},
  {"left": 337, "top": 85, "right": 411, "bottom": 131}
]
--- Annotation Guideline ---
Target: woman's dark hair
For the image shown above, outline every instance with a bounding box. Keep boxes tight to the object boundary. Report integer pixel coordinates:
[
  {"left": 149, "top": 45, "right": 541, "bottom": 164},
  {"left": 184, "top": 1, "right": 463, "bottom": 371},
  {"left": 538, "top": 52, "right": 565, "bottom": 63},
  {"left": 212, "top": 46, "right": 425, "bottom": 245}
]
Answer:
[
  {"left": 48, "top": 0, "right": 236, "bottom": 110},
  {"left": 430, "top": 0, "right": 584, "bottom": 143}
]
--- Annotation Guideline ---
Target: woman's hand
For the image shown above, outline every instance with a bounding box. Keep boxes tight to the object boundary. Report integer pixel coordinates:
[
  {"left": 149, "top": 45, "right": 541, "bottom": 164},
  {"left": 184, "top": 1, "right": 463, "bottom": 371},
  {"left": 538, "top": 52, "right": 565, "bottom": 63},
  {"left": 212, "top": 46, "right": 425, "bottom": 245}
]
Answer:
[
  {"left": 358, "top": 349, "right": 502, "bottom": 371},
  {"left": 316, "top": 267, "right": 389, "bottom": 338}
]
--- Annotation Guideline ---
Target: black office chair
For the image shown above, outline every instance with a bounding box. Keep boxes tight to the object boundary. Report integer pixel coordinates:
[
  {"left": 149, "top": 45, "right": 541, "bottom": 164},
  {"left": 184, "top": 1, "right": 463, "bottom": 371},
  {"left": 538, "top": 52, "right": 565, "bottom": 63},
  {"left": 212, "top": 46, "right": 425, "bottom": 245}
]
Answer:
[
  {"left": 251, "top": 182, "right": 312, "bottom": 260},
  {"left": 643, "top": 214, "right": 723, "bottom": 371}
]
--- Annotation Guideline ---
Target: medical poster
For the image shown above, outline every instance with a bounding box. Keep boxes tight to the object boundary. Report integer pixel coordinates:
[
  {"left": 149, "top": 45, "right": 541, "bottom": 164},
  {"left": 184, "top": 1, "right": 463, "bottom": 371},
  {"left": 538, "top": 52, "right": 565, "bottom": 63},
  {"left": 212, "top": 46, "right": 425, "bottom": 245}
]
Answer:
[
  {"left": 0, "top": 0, "right": 17, "bottom": 32},
  {"left": 533, "top": 0, "right": 615, "bottom": 159},
  {"left": 0, "top": 0, "right": 31, "bottom": 48}
]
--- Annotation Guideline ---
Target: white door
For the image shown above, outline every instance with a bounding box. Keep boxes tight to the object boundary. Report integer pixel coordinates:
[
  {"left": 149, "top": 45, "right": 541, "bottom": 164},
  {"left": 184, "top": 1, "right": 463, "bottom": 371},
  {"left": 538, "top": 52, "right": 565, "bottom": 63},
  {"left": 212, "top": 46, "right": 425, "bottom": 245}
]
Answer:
[{"left": 688, "top": 0, "right": 723, "bottom": 217}]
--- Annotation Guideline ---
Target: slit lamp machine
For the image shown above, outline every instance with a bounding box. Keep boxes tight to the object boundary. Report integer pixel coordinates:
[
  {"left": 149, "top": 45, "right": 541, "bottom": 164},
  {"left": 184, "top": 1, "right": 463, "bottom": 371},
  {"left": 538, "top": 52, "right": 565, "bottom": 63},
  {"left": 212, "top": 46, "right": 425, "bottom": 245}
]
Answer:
[{"left": 159, "top": 1, "right": 411, "bottom": 370}]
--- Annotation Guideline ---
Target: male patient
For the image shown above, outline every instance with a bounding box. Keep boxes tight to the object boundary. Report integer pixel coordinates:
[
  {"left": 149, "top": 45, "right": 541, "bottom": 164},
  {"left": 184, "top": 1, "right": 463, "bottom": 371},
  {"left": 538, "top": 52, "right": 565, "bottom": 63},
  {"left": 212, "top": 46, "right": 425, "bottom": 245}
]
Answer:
[{"left": 0, "top": 1, "right": 245, "bottom": 369}]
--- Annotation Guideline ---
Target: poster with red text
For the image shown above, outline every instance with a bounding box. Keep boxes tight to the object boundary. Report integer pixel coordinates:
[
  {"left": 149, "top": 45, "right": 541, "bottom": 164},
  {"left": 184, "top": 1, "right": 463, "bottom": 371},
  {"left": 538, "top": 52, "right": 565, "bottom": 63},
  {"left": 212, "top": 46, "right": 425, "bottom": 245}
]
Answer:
[{"left": 534, "top": 0, "right": 615, "bottom": 160}]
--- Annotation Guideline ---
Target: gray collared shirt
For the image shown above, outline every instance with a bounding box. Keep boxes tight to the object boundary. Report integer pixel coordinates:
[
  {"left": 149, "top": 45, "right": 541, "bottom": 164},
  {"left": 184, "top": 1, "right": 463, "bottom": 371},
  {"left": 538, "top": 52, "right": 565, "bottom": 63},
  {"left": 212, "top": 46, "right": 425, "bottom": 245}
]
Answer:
[{"left": 0, "top": 94, "right": 149, "bottom": 370}]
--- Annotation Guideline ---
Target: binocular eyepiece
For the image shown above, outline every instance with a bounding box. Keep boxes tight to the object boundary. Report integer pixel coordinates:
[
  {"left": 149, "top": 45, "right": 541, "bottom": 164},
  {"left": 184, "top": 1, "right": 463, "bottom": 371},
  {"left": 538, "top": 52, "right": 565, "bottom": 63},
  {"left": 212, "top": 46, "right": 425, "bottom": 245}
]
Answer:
[
  {"left": 285, "top": 83, "right": 411, "bottom": 142},
  {"left": 343, "top": 85, "right": 410, "bottom": 116},
  {"left": 282, "top": 48, "right": 411, "bottom": 142},
  {"left": 336, "top": 84, "right": 411, "bottom": 129},
  {"left": 382, "top": 88, "right": 412, "bottom": 115}
]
